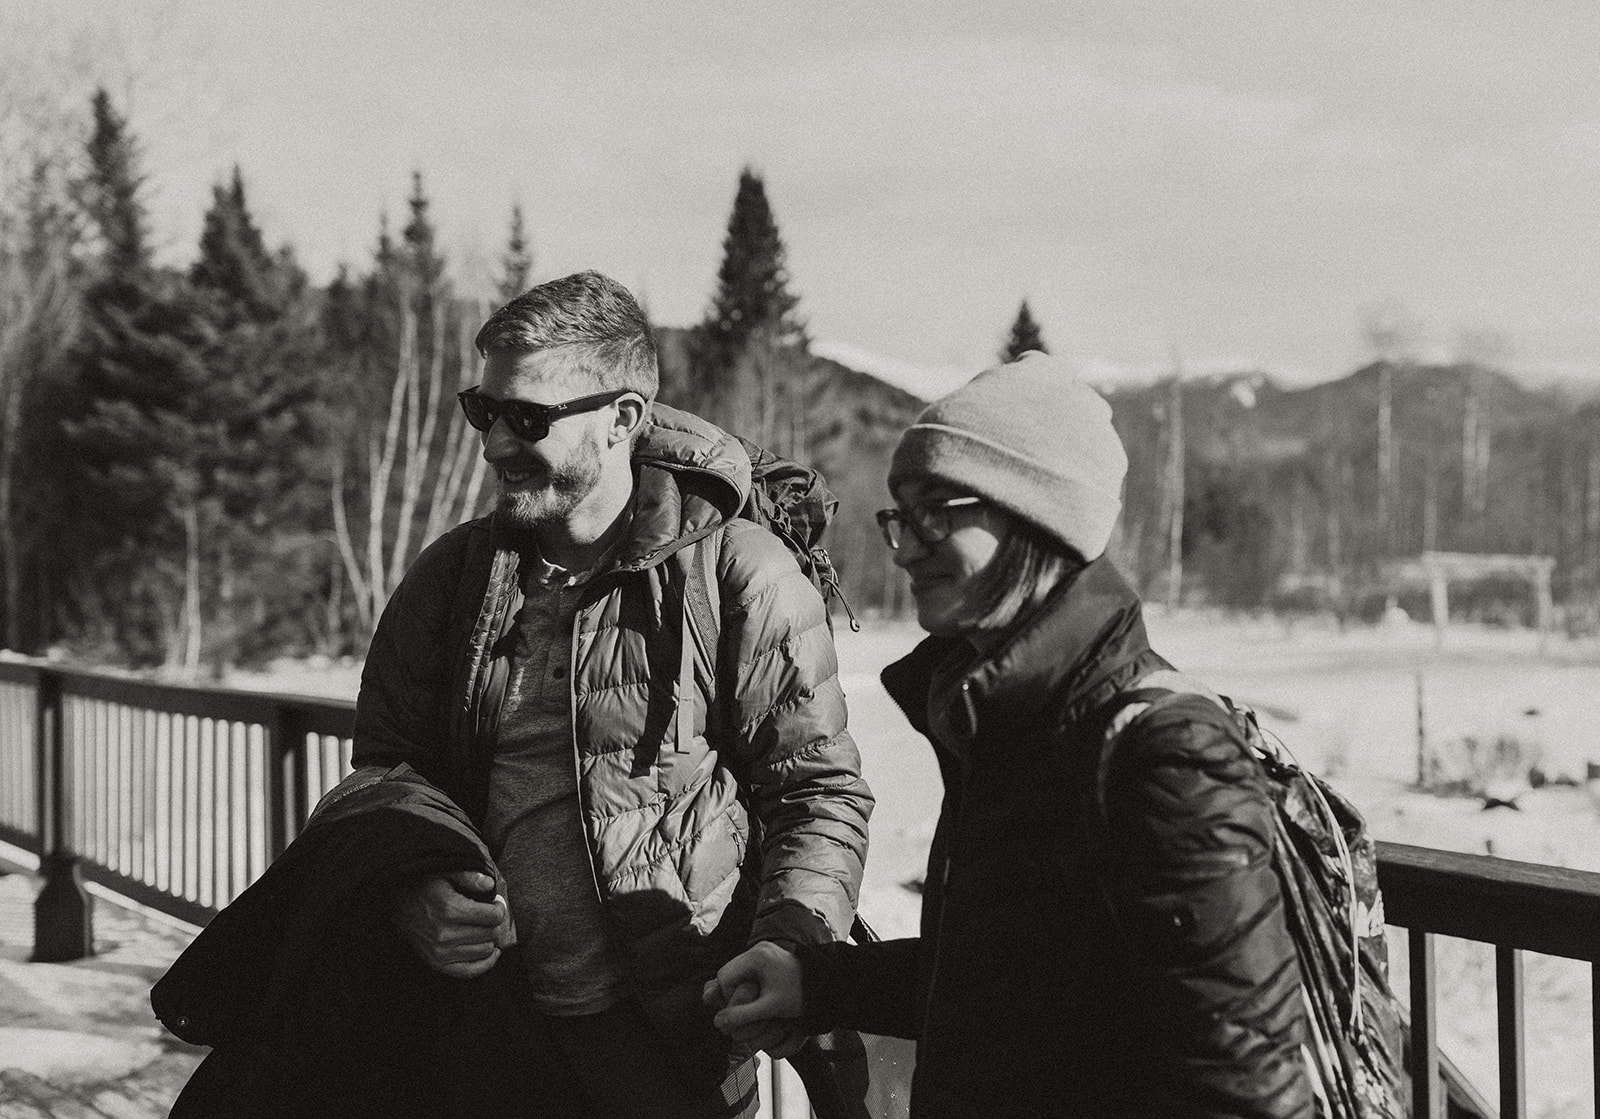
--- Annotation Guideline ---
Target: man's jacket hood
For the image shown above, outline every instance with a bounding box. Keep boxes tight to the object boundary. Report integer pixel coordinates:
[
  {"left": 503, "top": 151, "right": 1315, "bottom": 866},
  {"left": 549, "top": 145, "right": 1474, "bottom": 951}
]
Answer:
[{"left": 608, "top": 402, "right": 752, "bottom": 572}]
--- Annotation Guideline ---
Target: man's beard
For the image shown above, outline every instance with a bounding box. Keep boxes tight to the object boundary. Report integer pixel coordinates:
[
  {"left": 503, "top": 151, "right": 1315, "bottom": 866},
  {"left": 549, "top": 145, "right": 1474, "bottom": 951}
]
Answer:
[{"left": 495, "top": 436, "right": 603, "bottom": 535}]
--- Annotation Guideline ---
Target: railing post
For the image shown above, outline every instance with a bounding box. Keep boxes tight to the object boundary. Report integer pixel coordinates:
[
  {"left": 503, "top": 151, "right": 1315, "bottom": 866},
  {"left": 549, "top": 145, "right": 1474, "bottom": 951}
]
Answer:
[
  {"left": 1409, "top": 929, "right": 1439, "bottom": 1119},
  {"left": 32, "top": 670, "right": 94, "bottom": 961},
  {"left": 269, "top": 704, "right": 304, "bottom": 860},
  {"left": 1495, "top": 946, "right": 1525, "bottom": 1119}
]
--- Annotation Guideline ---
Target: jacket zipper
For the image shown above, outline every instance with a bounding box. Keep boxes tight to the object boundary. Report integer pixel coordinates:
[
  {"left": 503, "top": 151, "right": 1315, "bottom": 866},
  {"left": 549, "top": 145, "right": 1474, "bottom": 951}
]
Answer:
[
  {"left": 567, "top": 594, "right": 606, "bottom": 906},
  {"left": 920, "top": 677, "right": 977, "bottom": 1068}
]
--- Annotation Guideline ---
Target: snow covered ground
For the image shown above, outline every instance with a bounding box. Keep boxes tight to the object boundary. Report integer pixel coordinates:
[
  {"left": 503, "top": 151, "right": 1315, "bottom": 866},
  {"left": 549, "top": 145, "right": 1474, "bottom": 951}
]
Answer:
[
  {"left": 229, "top": 608, "right": 1600, "bottom": 1117},
  {"left": 832, "top": 609, "right": 1600, "bottom": 1119}
]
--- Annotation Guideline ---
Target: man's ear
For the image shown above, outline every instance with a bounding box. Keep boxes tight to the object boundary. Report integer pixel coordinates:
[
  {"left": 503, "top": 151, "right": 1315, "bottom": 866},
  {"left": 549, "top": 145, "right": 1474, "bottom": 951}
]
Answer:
[{"left": 610, "top": 393, "right": 650, "bottom": 447}]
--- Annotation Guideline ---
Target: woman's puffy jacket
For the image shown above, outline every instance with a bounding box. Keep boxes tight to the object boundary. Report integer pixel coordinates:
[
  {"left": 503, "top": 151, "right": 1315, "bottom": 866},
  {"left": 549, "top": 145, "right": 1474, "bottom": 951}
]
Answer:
[
  {"left": 351, "top": 405, "right": 872, "bottom": 1088},
  {"left": 796, "top": 558, "right": 1311, "bottom": 1118}
]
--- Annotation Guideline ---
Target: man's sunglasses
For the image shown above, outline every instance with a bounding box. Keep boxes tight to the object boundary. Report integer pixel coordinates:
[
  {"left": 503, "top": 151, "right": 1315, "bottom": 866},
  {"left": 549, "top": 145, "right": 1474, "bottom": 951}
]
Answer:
[
  {"left": 456, "top": 386, "right": 629, "bottom": 442},
  {"left": 875, "top": 495, "right": 984, "bottom": 550}
]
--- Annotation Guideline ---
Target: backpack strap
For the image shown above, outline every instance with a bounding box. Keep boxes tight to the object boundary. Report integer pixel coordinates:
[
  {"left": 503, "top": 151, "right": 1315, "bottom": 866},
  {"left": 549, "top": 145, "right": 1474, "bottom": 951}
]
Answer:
[
  {"left": 1094, "top": 670, "right": 1232, "bottom": 817},
  {"left": 675, "top": 529, "right": 724, "bottom": 753}
]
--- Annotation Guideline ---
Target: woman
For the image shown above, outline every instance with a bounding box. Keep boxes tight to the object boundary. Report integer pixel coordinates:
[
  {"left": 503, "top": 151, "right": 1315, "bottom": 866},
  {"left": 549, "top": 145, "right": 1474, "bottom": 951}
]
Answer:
[{"left": 704, "top": 352, "right": 1311, "bottom": 1117}]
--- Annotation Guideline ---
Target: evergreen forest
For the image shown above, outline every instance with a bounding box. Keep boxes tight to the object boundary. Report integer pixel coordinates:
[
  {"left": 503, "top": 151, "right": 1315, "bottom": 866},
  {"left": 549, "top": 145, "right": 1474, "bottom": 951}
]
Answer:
[{"left": 1, "top": 91, "right": 1595, "bottom": 677}]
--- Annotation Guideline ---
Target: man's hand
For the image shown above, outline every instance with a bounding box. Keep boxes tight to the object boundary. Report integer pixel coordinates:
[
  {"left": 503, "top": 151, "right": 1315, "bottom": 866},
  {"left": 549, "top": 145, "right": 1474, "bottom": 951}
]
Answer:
[
  {"left": 392, "top": 869, "right": 514, "bottom": 979},
  {"left": 702, "top": 942, "right": 807, "bottom": 1060}
]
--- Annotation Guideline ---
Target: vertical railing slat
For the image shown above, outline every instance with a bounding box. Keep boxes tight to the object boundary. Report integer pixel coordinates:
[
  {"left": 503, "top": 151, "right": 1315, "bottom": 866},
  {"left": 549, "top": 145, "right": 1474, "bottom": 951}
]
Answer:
[
  {"left": 124, "top": 705, "right": 136, "bottom": 876},
  {"left": 244, "top": 724, "right": 260, "bottom": 885},
  {"left": 1495, "top": 945, "right": 1525, "bottom": 1119},
  {"left": 292, "top": 731, "right": 311, "bottom": 840},
  {"left": 119, "top": 703, "right": 132, "bottom": 875},
  {"left": 1593, "top": 965, "right": 1600, "bottom": 1119},
  {"left": 1410, "top": 928, "right": 1439, "bottom": 1119},
  {"left": 231, "top": 722, "right": 247, "bottom": 903},
  {"left": 33, "top": 672, "right": 52, "bottom": 859},
  {"left": 155, "top": 712, "right": 170, "bottom": 893},
  {"left": 85, "top": 700, "right": 97, "bottom": 864},
  {"left": 268, "top": 707, "right": 292, "bottom": 861},
  {"left": 184, "top": 715, "right": 199, "bottom": 902}
]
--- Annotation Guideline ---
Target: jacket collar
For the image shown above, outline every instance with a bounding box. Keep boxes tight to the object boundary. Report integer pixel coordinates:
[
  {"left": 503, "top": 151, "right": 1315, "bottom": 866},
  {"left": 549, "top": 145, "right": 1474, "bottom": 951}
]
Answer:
[
  {"left": 607, "top": 403, "right": 752, "bottom": 573},
  {"left": 881, "top": 557, "right": 1165, "bottom": 741}
]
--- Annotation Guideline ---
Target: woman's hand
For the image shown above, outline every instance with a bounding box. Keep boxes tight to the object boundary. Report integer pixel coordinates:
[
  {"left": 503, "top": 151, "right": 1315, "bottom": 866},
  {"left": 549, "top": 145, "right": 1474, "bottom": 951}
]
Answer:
[{"left": 702, "top": 941, "right": 807, "bottom": 1059}]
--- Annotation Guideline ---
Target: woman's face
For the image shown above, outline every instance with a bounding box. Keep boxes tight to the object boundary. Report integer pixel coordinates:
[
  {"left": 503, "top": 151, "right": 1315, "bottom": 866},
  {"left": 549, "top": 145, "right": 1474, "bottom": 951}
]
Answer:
[{"left": 889, "top": 477, "right": 1006, "bottom": 637}]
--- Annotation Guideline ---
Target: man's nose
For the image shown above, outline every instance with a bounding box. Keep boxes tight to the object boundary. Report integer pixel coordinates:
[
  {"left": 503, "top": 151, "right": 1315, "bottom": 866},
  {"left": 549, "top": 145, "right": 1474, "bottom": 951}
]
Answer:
[{"left": 481, "top": 418, "right": 524, "bottom": 460}]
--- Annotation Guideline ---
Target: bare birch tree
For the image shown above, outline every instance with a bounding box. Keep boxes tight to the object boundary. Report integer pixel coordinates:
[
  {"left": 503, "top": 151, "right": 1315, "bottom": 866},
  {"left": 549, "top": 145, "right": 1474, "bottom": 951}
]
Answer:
[
  {"left": 1454, "top": 327, "right": 1510, "bottom": 551},
  {"left": 1361, "top": 300, "right": 1422, "bottom": 558},
  {"left": 332, "top": 295, "right": 488, "bottom": 636},
  {"left": 1160, "top": 361, "right": 1185, "bottom": 610}
]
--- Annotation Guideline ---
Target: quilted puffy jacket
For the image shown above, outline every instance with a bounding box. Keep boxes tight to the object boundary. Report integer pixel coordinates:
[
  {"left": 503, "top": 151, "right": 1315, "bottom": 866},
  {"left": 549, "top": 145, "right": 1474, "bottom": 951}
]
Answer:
[
  {"left": 796, "top": 557, "right": 1311, "bottom": 1118},
  {"left": 352, "top": 405, "right": 873, "bottom": 1087}
]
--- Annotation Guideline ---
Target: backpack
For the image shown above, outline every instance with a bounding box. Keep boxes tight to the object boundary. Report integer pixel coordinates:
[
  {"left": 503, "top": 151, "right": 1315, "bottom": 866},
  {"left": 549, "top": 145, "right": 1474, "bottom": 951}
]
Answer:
[
  {"left": 1098, "top": 670, "right": 1407, "bottom": 1119},
  {"left": 729, "top": 435, "right": 858, "bottom": 633},
  {"left": 669, "top": 437, "right": 856, "bottom": 756}
]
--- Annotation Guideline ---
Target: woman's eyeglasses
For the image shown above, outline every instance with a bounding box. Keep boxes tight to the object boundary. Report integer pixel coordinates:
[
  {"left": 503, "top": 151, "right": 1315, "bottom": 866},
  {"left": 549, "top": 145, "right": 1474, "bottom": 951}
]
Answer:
[
  {"left": 875, "top": 496, "right": 984, "bottom": 550},
  {"left": 456, "top": 386, "right": 628, "bottom": 442}
]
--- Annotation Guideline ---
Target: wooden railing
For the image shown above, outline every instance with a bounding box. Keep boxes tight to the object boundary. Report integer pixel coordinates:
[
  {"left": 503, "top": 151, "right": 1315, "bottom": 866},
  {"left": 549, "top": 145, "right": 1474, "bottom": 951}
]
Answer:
[
  {"left": 1379, "top": 841, "right": 1600, "bottom": 1119},
  {"left": 5, "top": 659, "right": 1599, "bottom": 1118},
  {"left": 0, "top": 658, "right": 354, "bottom": 930}
]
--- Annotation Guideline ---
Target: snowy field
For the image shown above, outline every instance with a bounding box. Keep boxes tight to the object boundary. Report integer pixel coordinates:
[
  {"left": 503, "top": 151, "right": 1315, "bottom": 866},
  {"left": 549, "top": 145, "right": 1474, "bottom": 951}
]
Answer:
[{"left": 231, "top": 608, "right": 1600, "bottom": 1117}]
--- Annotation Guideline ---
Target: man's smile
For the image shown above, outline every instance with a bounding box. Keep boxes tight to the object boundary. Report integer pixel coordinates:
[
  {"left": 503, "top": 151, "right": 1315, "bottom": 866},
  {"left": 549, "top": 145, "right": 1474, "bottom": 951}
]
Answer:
[{"left": 498, "top": 464, "right": 541, "bottom": 486}]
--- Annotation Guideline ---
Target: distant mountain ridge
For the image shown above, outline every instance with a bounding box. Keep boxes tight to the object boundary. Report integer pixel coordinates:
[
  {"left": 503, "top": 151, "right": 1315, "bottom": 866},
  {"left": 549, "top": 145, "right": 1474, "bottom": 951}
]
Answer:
[
  {"left": 656, "top": 325, "right": 1600, "bottom": 618},
  {"left": 1103, "top": 360, "right": 1598, "bottom": 614}
]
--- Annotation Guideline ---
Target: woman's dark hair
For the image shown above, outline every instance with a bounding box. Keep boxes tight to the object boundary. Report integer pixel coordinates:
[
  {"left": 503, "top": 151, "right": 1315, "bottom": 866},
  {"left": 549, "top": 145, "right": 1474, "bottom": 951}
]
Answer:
[{"left": 965, "top": 512, "right": 1088, "bottom": 632}]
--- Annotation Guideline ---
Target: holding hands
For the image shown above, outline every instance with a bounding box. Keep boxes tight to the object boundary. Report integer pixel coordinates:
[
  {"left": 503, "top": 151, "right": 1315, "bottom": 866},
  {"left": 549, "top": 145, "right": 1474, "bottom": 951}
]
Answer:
[{"left": 702, "top": 941, "right": 808, "bottom": 1059}]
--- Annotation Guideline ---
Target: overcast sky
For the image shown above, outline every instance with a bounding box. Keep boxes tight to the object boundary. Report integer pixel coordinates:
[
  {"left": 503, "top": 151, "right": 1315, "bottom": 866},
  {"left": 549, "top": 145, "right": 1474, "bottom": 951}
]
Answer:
[{"left": 9, "top": 1, "right": 1600, "bottom": 392}]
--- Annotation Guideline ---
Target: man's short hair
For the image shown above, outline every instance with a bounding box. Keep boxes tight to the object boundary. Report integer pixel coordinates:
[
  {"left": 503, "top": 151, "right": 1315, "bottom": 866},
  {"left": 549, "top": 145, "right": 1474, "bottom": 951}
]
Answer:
[{"left": 475, "top": 271, "right": 659, "bottom": 401}]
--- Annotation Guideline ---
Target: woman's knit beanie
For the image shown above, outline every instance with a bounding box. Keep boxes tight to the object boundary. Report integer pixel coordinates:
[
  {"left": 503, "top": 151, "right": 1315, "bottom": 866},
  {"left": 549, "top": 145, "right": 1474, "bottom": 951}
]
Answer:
[{"left": 888, "top": 350, "right": 1128, "bottom": 561}]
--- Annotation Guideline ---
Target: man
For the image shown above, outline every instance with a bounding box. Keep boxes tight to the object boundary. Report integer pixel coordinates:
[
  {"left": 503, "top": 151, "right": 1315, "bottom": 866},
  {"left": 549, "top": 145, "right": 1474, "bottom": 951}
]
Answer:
[{"left": 352, "top": 271, "right": 873, "bottom": 1118}]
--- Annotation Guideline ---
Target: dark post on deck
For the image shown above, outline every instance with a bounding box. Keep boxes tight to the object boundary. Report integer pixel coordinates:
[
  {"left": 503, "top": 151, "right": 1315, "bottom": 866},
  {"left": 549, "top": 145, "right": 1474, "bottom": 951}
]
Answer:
[{"left": 32, "top": 668, "right": 95, "bottom": 961}]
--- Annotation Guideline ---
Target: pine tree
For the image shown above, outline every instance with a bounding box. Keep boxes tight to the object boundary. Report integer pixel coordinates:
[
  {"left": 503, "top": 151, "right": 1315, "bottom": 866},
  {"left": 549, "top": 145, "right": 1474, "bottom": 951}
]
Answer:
[
  {"left": 190, "top": 166, "right": 326, "bottom": 667},
  {"left": 689, "top": 167, "right": 807, "bottom": 442},
  {"left": 1001, "top": 300, "right": 1048, "bottom": 362},
  {"left": 60, "top": 91, "right": 235, "bottom": 670},
  {"left": 497, "top": 203, "right": 533, "bottom": 303},
  {"left": 0, "top": 160, "right": 81, "bottom": 651},
  {"left": 60, "top": 88, "right": 165, "bottom": 660},
  {"left": 65, "top": 267, "right": 220, "bottom": 668},
  {"left": 79, "top": 88, "right": 149, "bottom": 277},
  {"left": 192, "top": 166, "right": 288, "bottom": 322},
  {"left": 401, "top": 170, "right": 446, "bottom": 297}
]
